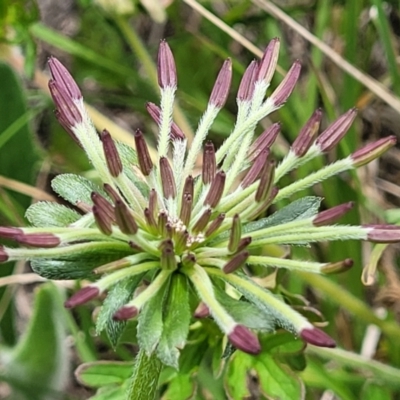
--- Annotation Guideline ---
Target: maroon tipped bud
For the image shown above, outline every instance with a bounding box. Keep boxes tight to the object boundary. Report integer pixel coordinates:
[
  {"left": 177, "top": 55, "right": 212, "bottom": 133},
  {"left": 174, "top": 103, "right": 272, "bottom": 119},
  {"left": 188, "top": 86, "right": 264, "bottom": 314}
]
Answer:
[
  {"left": 103, "top": 183, "right": 121, "bottom": 203},
  {"left": 144, "top": 208, "right": 157, "bottom": 229},
  {"left": 54, "top": 109, "right": 82, "bottom": 146},
  {"left": 209, "top": 59, "right": 232, "bottom": 108},
  {"left": 223, "top": 251, "right": 249, "bottom": 274},
  {"left": 134, "top": 129, "right": 153, "bottom": 176},
  {"left": 291, "top": 109, "right": 323, "bottom": 157},
  {"left": 93, "top": 206, "right": 113, "bottom": 235},
  {"left": 115, "top": 200, "right": 138, "bottom": 235},
  {"left": 248, "top": 123, "right": 280, "bottom": 162},
  {"left": 0, "top": 227, "right": 23, "bottom": 240},
  {"left": 255, "top": 160, "right": 275, "bottom": 202},
  {"left": 48, "top": 57, "right": 82, "bottom": 100},
  {"left": 160, "top": 157, "right": 176, "bottom": 199},
  {"left": 313, "top": 202, "right": 354, "bottom": 226},
  {"left": 182, "top": 253, "right": 196, "bottom": 268},
  {"left": 300, "top": 327, "right": 336, "bottom": 348},
  {"left": 321, "top": 258, "right": 353, "bottom": 274},
  {"left": 236, "top": 236, "right": 252, "bottom": 253},
  {"left": 0, "top": 246, "right": 9, "bottom": 262},
  {"left": 194, "top": 302, "right": 210, "bottom": 318},
  {"left": 351, "top": 135, "right": 397, "bottom": 167},
  {"left": 158, "top": 40, "right": 177, "bottom": 89},
  {"left": 228, "top": 325, "right": 261, "bottom": 355},
  {"left": 270, "top": 60, "right": 301, "bottom": 107},
  {"left": 205, "top": 213, "right": 225, "bottom": 237},
  {"left": 316, "top": 108, "right": 357, "bottom": 152},
  {"left": 146, "top": 103, "right": 185, "bottom": 140},
  {"left": 91, "top": 192, "right": 115, "bottom": 222},
  {"left": 148, "top": 189, "right": 158, "bottom": 217},
  {"left": 16, "top": 233, "right": 61, "bottom": 248},
  {"left": 192, "top": 208, "right": 212, "bottom": 233},
  {"left": 256, "top": 38, "right": 280, "bottom": 84},
  {"left": 101, "top": 129, "right": 123, "bottom": 177},
  {"left": 242, "top": 150, "right": 270, "bottom": 189},
  {"left": 158, "top": 211, "right": 168, "bottom": 236},
  {"left": 366, "top": 225, "right": 400, "bottom": 243},
  {"left": 202, "top": 141, "right": 216, "bottom": 185},
  {"left": 204, "top": 170, "right": 226, "bottom": 208},
  {"left": 179, "top": 194, "right": 192, "bottom": 226},
  {"left": 228, "top": 214, "right": 241, "bottom": 253},
  {"left": 65, "top": 286, "right": 100, "bottom": 308},
  {"left": 48, "top": 79, "right": 83, "bottom": 127},
  {"left": 113, "top": 305, "right": 138, "bottom": 321},
  {"left": 161, "top": 246, "right": 177, "bottom": 270},
  {"left": 247, "top": 187, "right": 279, "bottom": 220},
  {"left": 182, "top": 175, "right": 194, "bottom": 199},
  {"left": 238, "top": 60, "right": 258, "bottom": 102}
]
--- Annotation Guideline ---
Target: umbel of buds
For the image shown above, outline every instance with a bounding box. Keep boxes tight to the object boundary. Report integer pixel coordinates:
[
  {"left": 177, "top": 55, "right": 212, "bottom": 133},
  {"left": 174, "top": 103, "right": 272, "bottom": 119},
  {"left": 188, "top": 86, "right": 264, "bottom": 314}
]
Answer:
[{"left": 0, "top": 39, "right": 398, "bottom": 367}]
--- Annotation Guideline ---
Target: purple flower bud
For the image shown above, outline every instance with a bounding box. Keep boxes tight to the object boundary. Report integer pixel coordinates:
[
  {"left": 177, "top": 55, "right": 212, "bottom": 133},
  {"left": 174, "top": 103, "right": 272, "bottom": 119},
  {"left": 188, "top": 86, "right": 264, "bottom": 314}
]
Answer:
[
  {"left": 64, "top": 286, "right": 100, "bottom": 308},
  {"left": 194, "top": 302, "right": 210, "bottom": 318},
  {"left": 228, "top": 324, "right": 261, "bottom": 355},
  {"left": 205, "top": 213, "right": 225, "bottom": 237},
  {"left": 248, "top": 123, "right": 280, "bottom": 162},
  {"left": 113, "top": 305, "right": 139, "bottom": 321},
  {"left": 315, "top": 108, "right": 357, "bottom": 152},
  {"left": 159, "top": 157, "right": 176, "bottom": 199},
  {"left": 179, "top": 194, "right": 193, "bottom": 226},
  {"left": 146, "top": 103, "right": 185, "bottom": 140},
  {"left": 237, "top": 60, "right": 258, "bottom": 102},
  {"left": 16, "top": 233, "right": 61, "bottom": 248},
  {"left": 0, "top": 227, "right": 23, "bottom": 240},
  {"left": 209, "top": 59, "right": 232, "bottom": 108},
  {"left": 202, "top": 141, "right": 216, "bottom": 185},
  {"left": 256, "top": 38, "right": 280, "bottom": 84},
  {"left": 228, "top": 214, "right": 241, "bottom": 253},
  {"left": 236, "top": 236, "right": 252, "bottom": 253},
  {"left": 192, "top": 208, "right": 212, "bottom": 233},
  {"left": 182, "top": 175, "right": 194, "bottom": 198},
  {"left": 144, "top": 207, "right": 157, "bottom": 230},
  {"left": 291, "top": 109, "right": 323, "bottom": 157},
  {"left": 157, "top": 40, "right": 177, "bottom": 89},
  {"left": 103, "top": 183, "right": 121, "bottom": 203},
  {"left": 242, "top": 150, "right": 270, "bottom": 189},
  {"left": 0, "top": 246, "right": 9, "bottom": 263},
  {"left": 204, "top": 171, "right": 226, "bottom": 208},
  {"left": 158, "top": 211, "right": 168, "bottom": 236},
  {"left": 134, "top": 129, "right": 153, "bottom": 176},
  {"left": 223, "top": 251, "right": 249, "bottom": 274},
  {"left": 93, "top": 205, "right": 113, "bottom": 236},
  {"left": 321, "top": 258, "right": 353, "bottom": 274},
  {"left": 351, "top": 136, "right": 396, "bottom": 168},
  {"left": 270, "top": 60, "right": 301, "bottom": 107},
  {"left": 54, "top": 109, "right": 82, "bottom": 146},
  {"left": 48, "top": 57, "right": 82, "bottom": 100},
  {"left": 300, "top": 327, "right": 336, "bottom": 348},
  {"left": 313, "top": 202, "right": 354, "bottom": 226},
  {"left": 91, "top": 192, "right": 115, "bottom": 222},
  {"left": 161, "top": 246, "right": 177, "bottom": 270},
  {"left": 182, "top": 253, "right": 196, "bottom": 268},
  {"left": 148, "top": 189, "right": 158, "bottom": 217},
  {"left": 255, "top": 160, "right": 275, "bottom": 202},
  {"left": 115, "top": 200, "right": 138, "bottom": 235},
  {"left": 100, "top": 129, "right": 123, "bottom": 177},
  {"left": 366, "top": 225, "right": 400, "bottom": 243}
]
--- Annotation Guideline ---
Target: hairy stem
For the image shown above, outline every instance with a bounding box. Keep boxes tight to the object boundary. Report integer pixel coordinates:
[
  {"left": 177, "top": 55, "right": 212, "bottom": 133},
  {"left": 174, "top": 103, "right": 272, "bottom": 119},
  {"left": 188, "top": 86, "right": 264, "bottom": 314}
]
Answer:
[{"left": 127, "top": 349, "right": 162, "bottom": 400}]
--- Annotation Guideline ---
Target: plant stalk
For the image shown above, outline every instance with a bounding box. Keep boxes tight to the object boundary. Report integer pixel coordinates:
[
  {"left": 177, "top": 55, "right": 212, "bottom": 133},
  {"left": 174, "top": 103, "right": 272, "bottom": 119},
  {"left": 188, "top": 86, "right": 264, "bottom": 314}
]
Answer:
[{"left": 127, "top": 348, "right": 162, "bottom": 400}]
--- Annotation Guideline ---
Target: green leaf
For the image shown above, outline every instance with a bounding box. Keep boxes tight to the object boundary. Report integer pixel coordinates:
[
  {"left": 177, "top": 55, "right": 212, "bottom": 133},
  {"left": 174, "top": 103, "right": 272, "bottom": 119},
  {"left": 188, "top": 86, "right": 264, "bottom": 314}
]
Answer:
[
  {"left": 0, "top": 283, "right": 68, "bottom": 399},
  {"left": 137, "top": 275, "right": 170, "bottom": 355},
  {"left": 26, "top": 201, "right": 81, "bottom": 227},
  {"left": 361, "top": 381, "right": 392, "bottom": 400},
  {"left": 244, "top": 196, "right": 322, "bottom": 234},
  {"left": 31, "top": 241, "right": 133, "bottom": 279},
  {"left": 213, "top": 285, "right": 274, "bottom": 331},
  {"left": 88, "top": 384, "right": 128, "bottom": 400},
  {"left": 96, "top": 275, "right": 144, "bottom": 347},
  {"left": 76, "top": 361, "right": 133, "bottom": 388},
  {"left": 161, "top": 372, "right": 196, "bottom": 400},
  {"left": 51, "top": 173, "right": 110, "bottom": 206},
  {"left": 157, "top": 273, "right": 191, "bottom": 368},
  {"left": 225, "top": 349, "right": 304, "bottom": 400}
]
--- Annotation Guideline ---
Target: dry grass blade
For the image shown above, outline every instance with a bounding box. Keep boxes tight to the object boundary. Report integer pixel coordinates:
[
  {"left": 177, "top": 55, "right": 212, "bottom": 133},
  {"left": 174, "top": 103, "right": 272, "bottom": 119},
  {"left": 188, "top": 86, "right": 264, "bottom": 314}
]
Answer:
[
  {"left": 0, "top": 175, "right": 56, "bottom": 201},
  {"left": 252, "top": 0, "right": 400, "bottom": 114}
]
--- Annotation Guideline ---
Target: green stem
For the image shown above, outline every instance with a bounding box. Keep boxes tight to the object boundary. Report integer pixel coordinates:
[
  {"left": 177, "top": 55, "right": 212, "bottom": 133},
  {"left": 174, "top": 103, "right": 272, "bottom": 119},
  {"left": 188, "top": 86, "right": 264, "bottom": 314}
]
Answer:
[{"left": 127, "top": 348, "right": 162, "bottom": 400}]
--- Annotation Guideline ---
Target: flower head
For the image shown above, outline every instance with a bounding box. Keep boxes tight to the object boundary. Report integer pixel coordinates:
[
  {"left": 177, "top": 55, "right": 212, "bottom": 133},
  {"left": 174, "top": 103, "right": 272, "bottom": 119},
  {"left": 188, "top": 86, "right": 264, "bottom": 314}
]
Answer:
[{"left": 0, "top": 40, "right": 398, "bottom": 367}]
